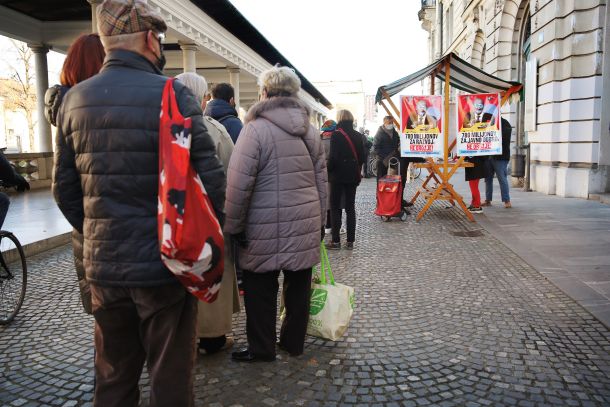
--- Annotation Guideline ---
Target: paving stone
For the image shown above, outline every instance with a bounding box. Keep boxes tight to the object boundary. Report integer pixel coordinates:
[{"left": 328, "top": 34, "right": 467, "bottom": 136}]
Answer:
[{"left": 1, "top": 181, "right": 609, "bottom": 406}]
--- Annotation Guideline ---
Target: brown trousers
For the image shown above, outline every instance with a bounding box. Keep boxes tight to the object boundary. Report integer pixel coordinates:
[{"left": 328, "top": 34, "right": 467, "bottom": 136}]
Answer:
[{"left": 91, "top": 283, "right": 197, "bottom": 407}]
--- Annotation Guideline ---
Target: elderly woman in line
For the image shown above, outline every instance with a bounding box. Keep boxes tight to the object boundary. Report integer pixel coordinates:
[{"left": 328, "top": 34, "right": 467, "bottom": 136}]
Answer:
[
  {"left": 175, "top": 72, "right": 240, "bottom": 355},
  {"left": 224, "top": 65, "right": 327, "bottom": 362}
]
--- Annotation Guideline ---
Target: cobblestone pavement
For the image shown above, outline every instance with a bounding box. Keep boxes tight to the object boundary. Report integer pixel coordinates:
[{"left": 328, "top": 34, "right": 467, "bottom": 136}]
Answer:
[{"left": 1, "top": 179, "right": 610, "bottom": 407}]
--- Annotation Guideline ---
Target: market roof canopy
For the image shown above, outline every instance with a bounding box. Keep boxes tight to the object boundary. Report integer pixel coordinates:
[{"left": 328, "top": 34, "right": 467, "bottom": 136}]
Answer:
[{"left": 375, "top": 53, "right": 521, "bottom": 104}]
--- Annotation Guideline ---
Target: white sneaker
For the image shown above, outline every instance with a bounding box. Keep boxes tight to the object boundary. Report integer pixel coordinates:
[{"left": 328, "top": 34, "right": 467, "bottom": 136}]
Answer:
[
  {"left": 325, "top": 227, "right": 331, "bottom": 234},
  {"left": 340, "top": 227, "right": 346, "bottom": 235}
]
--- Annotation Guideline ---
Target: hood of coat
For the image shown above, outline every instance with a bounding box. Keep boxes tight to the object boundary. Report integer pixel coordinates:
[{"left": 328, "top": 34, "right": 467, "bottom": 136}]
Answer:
[
  {"left": 246, "top": 96, "right": 312, "bottom": 137},
  {"left": 204, "top": 98, "right": 238, "bottom": 120},
  {"left": 44, "top": 84, "right": 70, "bottom": 127}
]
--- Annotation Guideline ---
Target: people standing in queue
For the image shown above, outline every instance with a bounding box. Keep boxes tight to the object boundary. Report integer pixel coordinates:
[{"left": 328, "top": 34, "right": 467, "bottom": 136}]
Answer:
[
  {"left": 374, "top": 116, "right": 411, "bottom": 208},
  {"left": 320, "top": 119, "right": 336, "bottom": 235},
  {"left": 53, "top": 1, "right": 225, "bottom": 405},
  {"left": 175, "top": 72, "right": 241, "bottom": 356},
  {"left": 45, "top": 33, "right": 106, "bottom": 315},
  {"left": 225, "top": 65, "right": 327, "bottom": 362},
  {"left": 204, "top": 82, "right": 243, "bottom": 144},
  {"left": 326, "top": 110, "right": 365, "bottom": 251}
]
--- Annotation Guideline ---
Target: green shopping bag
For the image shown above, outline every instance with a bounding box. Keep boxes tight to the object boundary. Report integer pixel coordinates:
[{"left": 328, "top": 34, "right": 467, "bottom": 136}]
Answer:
[{"left": 307, "top": 244, "right": 355, "bottom": 341}]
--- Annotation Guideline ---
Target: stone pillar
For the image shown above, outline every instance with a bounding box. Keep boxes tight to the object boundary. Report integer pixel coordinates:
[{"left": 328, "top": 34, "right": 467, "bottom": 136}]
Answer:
[
  {"left": 228, "top": 68, "right": 240, "bottom": 111},
  {"left": 88, "top": 0, "right": 103, "bottom": 33},
  {"left": 179, "top": 43, "right": 197, "bottom": 73},
  {"left": 30, "top": 45, "right": 52, "bottom": 153}
]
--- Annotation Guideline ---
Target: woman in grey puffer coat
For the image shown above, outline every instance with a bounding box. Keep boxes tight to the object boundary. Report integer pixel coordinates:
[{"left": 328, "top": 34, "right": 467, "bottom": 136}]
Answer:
[{"left": 225, "top": 65, "right": 327, "bottom": 361}]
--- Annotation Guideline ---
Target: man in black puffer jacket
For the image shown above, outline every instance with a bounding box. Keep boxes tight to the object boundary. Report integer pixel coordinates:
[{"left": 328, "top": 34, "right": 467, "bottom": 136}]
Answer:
[{"left": 52, "top": 1, "right": 225, "bottom": 405}]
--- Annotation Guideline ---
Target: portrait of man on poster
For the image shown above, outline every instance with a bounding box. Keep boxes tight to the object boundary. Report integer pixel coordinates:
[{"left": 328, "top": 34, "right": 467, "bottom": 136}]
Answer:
[
  {"left": 407, "top": 99, "right": 438, "bottom": 131},
  {"left": 462, "top": 97, "right": 496, "bottom": 129}
]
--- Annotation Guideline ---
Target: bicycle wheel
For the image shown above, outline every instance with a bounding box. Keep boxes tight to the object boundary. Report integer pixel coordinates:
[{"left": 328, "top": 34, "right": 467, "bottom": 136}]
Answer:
[
  {"left": 0, "top": 231, "right": 27, "bottom": 325},
  {"left": 368, "top": 156, "right": 378, "bottom": 177}
]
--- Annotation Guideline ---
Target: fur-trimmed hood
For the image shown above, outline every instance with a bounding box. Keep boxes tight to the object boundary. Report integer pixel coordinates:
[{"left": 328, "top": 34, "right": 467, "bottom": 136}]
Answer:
[{"left": 245, "top": 96, "right": 312, "bottom": 137}]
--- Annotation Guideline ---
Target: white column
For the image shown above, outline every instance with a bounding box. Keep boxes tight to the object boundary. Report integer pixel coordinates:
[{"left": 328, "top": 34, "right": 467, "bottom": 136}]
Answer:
[
  {"left": 228, "top": 68, "right": 240, "bottom": 111},
  {"left": 30, "top": 45, "right": 52, "bottom": 153},
  {"left": 88, "top": 0, "right": 102, "bottom": 33},
  {"left": 179, "top": 43, "right": 197, "bottom": 73}
]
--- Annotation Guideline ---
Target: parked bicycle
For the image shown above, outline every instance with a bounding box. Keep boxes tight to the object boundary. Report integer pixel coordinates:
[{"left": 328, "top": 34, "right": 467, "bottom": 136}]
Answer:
[
  {"left": 0, "top": 228, "right": 26, "bottom": 324},
  {"left": 367, "top": 154, "right": 422, "bottom": 180},
  {"left": 0, "top": 165, "right": 29, "bottom": 325}
]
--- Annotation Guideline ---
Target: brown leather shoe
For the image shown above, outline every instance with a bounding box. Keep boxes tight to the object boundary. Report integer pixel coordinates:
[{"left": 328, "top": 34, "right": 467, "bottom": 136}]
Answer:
[
  {"left": 481, "top": 200, "right": 492, "bottom": 207},
  {"left": 504, "top": 201, "right": 512, "bottom": 208}
]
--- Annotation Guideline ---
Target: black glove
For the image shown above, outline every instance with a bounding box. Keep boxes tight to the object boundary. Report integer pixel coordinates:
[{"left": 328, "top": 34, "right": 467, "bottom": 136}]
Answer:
[
  {"left": 320, "top": 227, "right": 325, "bottom": 242},
  {"left": 15, "top": 174, "right": 30, "bottom": 192},
  {"left": 232, "top": 232, "right": 248, "bottom": 248}
]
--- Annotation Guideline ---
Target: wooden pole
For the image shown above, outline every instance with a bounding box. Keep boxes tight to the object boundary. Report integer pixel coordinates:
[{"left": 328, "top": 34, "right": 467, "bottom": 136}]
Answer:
[
  {"left": 379, "top": 100, "right": 400, "bottom": 128},
  {"left": 430, "top": 73, "right": 435, "bottom": 95},
  {"left": 381, "top": 88, "right": 401, "bottom": 117},
  {"left": 443, "top": 57, "right": 451, "bottom": 179}
]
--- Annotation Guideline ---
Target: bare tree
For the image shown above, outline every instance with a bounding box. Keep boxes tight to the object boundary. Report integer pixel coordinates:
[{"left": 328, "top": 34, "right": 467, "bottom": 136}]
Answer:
[{"left": 0, "top": 40, "right": 37, "bottom": 152}]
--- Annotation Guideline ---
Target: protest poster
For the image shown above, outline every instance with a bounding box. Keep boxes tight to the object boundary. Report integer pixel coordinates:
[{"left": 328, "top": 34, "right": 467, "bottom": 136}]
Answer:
[
  {"left": 400, "top": 95, "right": 443, "bottom": 158},
  {"left": 456, "top": 93, "right": 502, "bottom": 156}
]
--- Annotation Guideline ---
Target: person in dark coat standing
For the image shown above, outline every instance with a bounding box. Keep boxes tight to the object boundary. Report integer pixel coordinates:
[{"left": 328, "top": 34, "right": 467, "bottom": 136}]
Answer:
[
  {"left": 204, "top": 82, "right": 243, "bottom": 144},
  {"left": 0, "top": 152, "right": 29, "bottom": 229},
  {"left": 483, "top": 118, "right": 513, "bottom": 208},
  {"left": 326, "top": 110, "right": 365, "bottom": 250},
  {"left": 373, "top": 116, "right": 415, "bottom": 207},
  {"left": 320, "top": 120, "right": 336, "bottom": 232},
  {"left": 44, "top": 33, "right": 106, "bottom": 315},
  {"left": 52, "top": 1, "right": 225, "bottom": 405},
  {"left": 225, "top": 65, "right": 327, "bottom": 362},
  {"left": 465, "top": 155, "right": 491, "bottom": 213},
  {"left": 360, "top": 129, "right": 373, "bottom": 178}
]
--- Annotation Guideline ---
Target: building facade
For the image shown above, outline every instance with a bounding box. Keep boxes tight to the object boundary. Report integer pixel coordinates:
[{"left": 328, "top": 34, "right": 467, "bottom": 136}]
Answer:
[
  {"left": 419, "top": 0, "right": 610, "bottom": 198},
  {"left": 314, "top": 80, "right": 366, "bottom": 129}
]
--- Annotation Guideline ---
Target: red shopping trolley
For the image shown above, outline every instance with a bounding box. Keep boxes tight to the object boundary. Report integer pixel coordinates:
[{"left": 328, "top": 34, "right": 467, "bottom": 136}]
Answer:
[{"left": 375, "top": 157, "right": 409, "bottom": 222}]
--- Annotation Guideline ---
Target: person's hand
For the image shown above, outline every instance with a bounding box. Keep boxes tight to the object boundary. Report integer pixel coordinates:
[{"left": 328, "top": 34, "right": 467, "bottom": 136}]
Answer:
[
  {"left": 15, "top": 174, "right": 30, "bottom": 192},
  {"left": 232, "top": 232, "right": 248, "bottom": 248}
]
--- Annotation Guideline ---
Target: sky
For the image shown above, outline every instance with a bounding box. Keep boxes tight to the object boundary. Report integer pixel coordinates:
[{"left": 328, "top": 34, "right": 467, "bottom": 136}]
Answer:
[{"left": 228, "top": 0, "right": 429, "bottom": 96}]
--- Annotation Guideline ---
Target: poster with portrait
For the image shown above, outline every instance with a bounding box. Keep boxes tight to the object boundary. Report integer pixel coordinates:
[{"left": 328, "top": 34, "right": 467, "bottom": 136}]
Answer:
[
  {"left": 456, "top": 93, "right": 502, "bottom": 156},
  {"left": 400, "top": 95, "right": 443, "bottom": 158}
]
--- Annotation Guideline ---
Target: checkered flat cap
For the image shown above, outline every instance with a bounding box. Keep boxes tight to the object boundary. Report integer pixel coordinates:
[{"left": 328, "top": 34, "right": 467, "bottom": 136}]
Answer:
[{"left": 97, "top": 0, "right": 167, "bottom": 36}]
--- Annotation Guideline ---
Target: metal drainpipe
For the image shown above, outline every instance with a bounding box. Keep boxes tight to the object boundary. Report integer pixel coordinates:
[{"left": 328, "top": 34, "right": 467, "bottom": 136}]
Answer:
[{"left": 524, "top": 143, "right": 531, "bottom": 192}]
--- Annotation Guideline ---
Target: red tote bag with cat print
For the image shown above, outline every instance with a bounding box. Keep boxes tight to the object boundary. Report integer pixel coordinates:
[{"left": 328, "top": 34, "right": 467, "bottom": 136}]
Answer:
[{"left": 158, "top": 78, "right": 224, "bottom": 303}]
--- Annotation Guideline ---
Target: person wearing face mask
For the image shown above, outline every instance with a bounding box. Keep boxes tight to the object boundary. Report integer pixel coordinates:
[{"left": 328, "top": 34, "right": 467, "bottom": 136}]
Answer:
[
  {"left": 373, "top": 116, "right": 414, "bottom": 208},
  {"left": 52, "top": 0, "right": 225, "bottom": 405}
]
